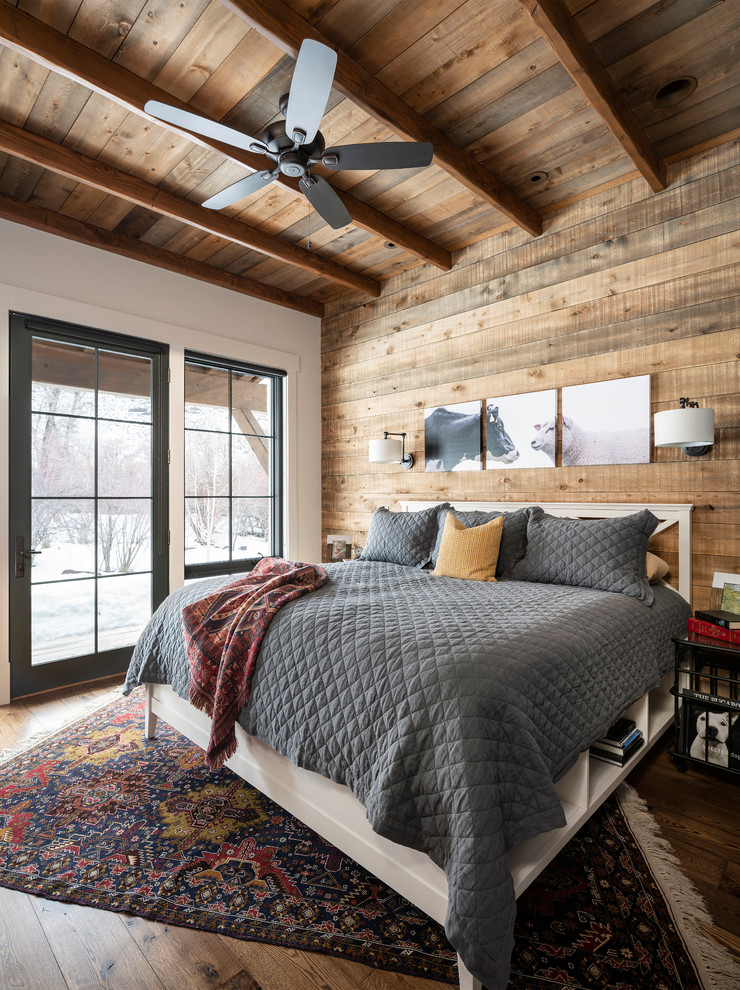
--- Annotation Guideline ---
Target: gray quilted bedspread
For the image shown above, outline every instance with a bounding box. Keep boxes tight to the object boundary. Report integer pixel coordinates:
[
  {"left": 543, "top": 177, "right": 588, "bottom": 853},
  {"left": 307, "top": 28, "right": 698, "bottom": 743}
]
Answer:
[{"left": 124, "top": 562, "right": 690, "bottom": 989}]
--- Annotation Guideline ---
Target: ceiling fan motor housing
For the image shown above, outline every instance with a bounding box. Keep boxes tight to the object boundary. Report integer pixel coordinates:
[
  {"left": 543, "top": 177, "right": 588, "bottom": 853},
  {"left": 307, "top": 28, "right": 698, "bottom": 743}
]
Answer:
[
  {"left": 261, "top": 121, "right": 296, "bottom": 155},
  {"left": 280, "top": 152, "right": 307, "bottom": 177},
  {"left": 261, "top": 121, "right": 327, "bottom": 178}
]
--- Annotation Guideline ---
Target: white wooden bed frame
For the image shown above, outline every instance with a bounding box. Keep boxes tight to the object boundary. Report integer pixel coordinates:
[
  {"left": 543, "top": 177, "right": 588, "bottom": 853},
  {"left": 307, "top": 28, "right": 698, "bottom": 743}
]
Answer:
[{"left": 144, "top": 500, "right": 693, "bottom": 990}]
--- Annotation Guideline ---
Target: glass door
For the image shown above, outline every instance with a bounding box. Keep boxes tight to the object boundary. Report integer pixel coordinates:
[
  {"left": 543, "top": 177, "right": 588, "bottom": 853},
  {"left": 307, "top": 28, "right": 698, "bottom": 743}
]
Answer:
[{"left": 9, "top": 314, "right": 168, "bottom": 697}]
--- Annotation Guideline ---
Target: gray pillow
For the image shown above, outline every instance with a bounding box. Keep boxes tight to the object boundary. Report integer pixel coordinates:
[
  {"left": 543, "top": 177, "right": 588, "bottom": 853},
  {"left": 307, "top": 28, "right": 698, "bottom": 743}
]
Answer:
[
  {"left": 510, "top": 506, "right": 659, "bottom": 603},
  {"left": 360, "top": 504, "right": 448, "bottom": 567},
  {"left": 431, "top": 506, "right": 529, "bottom": 578}
]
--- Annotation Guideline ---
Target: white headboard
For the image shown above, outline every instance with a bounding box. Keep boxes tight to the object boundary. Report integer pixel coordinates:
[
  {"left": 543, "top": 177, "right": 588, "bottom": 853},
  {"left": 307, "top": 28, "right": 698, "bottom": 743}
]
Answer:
[{"left": 399, "top": 501, "right": 694, "bottom": 604}]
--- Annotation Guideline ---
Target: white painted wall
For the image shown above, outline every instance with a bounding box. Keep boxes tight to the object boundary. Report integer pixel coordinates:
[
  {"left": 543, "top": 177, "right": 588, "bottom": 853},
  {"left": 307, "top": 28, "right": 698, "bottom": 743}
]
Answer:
[{"left": 0, "top": 219, "right": 322, "bottom": 703}]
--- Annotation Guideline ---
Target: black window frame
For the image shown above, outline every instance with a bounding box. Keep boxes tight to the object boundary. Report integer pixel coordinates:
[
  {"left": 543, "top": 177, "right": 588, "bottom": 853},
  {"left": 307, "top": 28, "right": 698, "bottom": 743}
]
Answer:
[
  {"left": 8, "top": 311, "right": 169, "bottom": 697},
  {"left": 183, "top": 350, "right": 285, "bottom": 581}
]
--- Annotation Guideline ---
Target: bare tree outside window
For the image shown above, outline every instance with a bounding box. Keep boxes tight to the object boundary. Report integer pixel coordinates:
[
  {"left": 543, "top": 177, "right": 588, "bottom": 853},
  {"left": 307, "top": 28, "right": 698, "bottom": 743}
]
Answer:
[
  {"left": 98, "top": 500, "right": 150, "bottom": 573},
  {"left": 32, "top": 385, "right": 152, "bottom": 575}
]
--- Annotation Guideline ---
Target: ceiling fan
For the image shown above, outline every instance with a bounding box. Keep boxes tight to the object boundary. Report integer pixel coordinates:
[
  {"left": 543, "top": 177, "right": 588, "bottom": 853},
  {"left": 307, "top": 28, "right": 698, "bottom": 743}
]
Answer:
[{"left": 145, "top": 39, "right": 434, "bottom": 230}]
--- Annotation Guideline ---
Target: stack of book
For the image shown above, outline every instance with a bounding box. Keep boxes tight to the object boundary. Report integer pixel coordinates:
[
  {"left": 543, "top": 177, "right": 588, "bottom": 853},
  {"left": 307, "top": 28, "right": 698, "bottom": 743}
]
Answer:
[
  {"left": 590, "top": 717, "right": 644, "bottom": 767},
  {"left": 688, "top": 609, "right": 740, "bottom": 645}
]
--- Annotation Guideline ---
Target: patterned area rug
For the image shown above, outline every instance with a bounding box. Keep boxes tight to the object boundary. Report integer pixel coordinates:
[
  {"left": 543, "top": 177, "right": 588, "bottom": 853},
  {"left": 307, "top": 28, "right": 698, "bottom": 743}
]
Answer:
[{"left": 0, "top": 694, "right": 734, "bottom": 988}]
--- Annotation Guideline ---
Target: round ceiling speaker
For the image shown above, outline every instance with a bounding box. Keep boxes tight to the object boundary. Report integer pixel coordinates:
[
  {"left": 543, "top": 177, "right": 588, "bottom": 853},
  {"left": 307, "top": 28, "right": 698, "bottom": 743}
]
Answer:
[{"left": 651, "top": 76, "right": 698, "bottom": 109}]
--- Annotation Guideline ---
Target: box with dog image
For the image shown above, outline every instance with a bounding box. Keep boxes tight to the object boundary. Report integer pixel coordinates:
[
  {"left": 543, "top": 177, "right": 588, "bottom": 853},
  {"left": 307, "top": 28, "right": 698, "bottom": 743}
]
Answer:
[{"left": 681, "top": 701, "right": 740, "bottom": 771}]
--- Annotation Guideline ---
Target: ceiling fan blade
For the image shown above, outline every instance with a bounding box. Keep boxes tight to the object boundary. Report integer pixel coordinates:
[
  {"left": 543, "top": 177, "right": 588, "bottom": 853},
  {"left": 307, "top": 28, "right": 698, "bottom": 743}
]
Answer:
[
  {"left": 321, "top": 142, "right": 434, "bottom": 171},
  {"left": 299, "top": 175, "right": 351, "bottom": 230},
  {"left": 202, "top": 171, "right": 276, "bottom": 210},
  {"left": 144, "top": 100, "right": 266, "bottom": 155},
  {"left": 285, "top": 40, "right": 337, "bottom": 145}
]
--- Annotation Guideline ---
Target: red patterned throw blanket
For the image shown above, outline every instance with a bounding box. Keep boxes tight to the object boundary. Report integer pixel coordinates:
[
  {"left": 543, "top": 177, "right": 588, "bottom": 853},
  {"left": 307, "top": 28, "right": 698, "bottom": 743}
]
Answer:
[{"left": 184, "top": 557, "right": 328, "bottom": 770}]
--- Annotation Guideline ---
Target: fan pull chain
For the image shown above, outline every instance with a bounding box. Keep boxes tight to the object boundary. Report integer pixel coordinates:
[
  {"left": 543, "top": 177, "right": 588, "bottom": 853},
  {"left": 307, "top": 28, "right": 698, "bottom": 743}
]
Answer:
[{"left": 307, "top": 196, "right": 312, "bottom": 251}]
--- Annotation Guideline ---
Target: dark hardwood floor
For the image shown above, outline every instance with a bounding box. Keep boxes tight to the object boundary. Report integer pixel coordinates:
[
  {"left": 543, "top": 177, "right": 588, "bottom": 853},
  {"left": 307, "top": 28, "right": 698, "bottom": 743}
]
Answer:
[{"left": 0, "top": 677, "right": 738, "bottom": 990}]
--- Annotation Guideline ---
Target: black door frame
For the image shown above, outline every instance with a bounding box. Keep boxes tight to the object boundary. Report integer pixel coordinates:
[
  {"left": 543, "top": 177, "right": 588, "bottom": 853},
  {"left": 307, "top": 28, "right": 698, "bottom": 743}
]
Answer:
[{"left": 8, "top": 312, "right": 169, "bottom": 698}]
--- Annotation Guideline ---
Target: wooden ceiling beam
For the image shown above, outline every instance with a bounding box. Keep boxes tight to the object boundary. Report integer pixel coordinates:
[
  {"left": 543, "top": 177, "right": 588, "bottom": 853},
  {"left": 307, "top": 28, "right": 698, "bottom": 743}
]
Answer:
[
  {"left": 331, "top": 191, "right": 451, "bottom": 270},
  {"left": 0, "top": 194, "right": 323, "bottom": 316},
  {"left": 518, "top": 0, "right": 666, "bottom": 192},
  {"left": 0, "top": 120, "right": 379, "bottom": 297},
  {"left": 219, "top": 0, "right": 543, "bottom": 237},
  {"left": 0, "top": 4, "right": 451, "bottom": 272}
]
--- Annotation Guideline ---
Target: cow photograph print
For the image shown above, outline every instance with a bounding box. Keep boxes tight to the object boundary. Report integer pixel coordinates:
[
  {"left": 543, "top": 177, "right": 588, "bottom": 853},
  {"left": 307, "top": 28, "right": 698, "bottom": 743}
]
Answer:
[
  {"left": 424, "top": 400, "right": 483, "bottom": 472},
  {"left": 485, "top": 389, "right": 557, "bottom": 470}
]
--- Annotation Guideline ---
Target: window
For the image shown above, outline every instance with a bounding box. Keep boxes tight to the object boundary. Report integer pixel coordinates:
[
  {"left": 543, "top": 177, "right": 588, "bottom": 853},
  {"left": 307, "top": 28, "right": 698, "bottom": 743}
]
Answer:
[
  {"left": 184, "top": 353, "right": 284, "bottom": 579},
  {"left": 9, "top": 313, "right": 168, "bottom": 696}
]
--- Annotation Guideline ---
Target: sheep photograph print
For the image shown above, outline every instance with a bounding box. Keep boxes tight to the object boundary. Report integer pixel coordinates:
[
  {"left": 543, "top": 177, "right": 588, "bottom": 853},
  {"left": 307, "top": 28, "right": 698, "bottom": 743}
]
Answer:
[
  {"left": 424, "top": 400, "right": 483, "bottom": 471},
  {"left": 485, "top": 389, "right": 557, "bottom": 469},
  {"left": 561, "top": 375, "right": 651, "bottom": 466}
]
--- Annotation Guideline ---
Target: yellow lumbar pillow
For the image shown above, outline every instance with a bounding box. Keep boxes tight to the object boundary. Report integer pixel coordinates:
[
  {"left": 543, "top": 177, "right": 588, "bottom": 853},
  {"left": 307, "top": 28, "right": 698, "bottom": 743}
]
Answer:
[
  {"left": 433, "top": 513, "right": 503, "bottom": 582},
  {"left": 646, "top": 551, "right": 669, "bottom": 584}
]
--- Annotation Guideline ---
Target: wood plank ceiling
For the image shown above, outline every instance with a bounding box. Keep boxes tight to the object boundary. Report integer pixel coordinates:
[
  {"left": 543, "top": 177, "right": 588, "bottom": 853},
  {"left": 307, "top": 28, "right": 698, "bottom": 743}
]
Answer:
[{"left": 0, "top": 0, "right": 738, "bottom": 317}]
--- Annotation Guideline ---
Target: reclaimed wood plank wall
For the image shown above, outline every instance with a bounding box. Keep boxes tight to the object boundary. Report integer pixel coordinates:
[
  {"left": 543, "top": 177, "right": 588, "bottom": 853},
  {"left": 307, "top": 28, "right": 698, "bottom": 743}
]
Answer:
[{"left": 321, "top": 138, "right": 740, "bottom": 607}]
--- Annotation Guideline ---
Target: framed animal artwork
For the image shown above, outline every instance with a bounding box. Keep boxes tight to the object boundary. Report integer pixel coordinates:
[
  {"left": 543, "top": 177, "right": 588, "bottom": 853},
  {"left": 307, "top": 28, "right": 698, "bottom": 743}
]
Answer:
[
  {"left": 561, "top": 375, "right": 651, "bottom": 466},
  {"left": 485, "top": 390, "right": 557, "bottom": 469},
  {"left": 424, "top": 401, "right": 482, "bottom": 472}
]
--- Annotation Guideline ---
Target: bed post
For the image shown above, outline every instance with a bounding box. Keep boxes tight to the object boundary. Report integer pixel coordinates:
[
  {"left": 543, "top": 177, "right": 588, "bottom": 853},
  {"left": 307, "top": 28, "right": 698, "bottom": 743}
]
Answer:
[
  {"left": 457, "top": 954, "right": 483, "bottom": 990},
  {"left": 144, "top": 684, "right": 158, "bottom": 739}
]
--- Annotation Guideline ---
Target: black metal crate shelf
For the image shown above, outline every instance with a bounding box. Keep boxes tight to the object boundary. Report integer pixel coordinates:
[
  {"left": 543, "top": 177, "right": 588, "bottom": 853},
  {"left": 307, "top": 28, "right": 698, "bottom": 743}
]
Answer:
[{"left": 672, "top": 635, "right": 740, "bottom": 776}]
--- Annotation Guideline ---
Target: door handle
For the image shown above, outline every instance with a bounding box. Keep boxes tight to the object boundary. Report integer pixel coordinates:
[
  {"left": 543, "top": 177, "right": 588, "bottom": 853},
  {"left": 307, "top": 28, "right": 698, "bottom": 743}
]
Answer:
[{"left": 14, "top": 537, "right": 41, "bottom": 578}]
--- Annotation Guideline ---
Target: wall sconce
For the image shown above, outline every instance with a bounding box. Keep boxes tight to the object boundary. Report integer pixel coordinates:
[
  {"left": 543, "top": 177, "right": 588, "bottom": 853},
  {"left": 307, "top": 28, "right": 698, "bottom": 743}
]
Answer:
[
  {"left": 654, "top": 397, "right": 714, "bottom": 457},
  {"left": 368, "top": 431, "right": 414, "bottom": 470}
]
